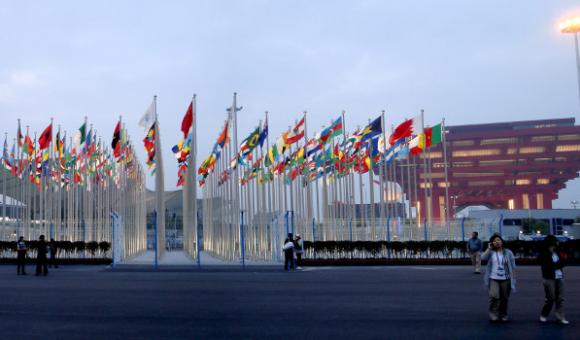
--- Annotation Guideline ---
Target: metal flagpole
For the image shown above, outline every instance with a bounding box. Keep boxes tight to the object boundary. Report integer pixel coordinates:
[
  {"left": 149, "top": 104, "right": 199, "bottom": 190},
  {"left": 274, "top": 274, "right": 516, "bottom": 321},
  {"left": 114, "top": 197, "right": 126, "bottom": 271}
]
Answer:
[
  {"left": 1, "top": 134, "right": 6, "bottom": 238},
  {"left": 441, "top": 118, "right": 451, "bottom": 232},
  {"left": 192, "top": 94, "right": 200, "bottom": 265}
]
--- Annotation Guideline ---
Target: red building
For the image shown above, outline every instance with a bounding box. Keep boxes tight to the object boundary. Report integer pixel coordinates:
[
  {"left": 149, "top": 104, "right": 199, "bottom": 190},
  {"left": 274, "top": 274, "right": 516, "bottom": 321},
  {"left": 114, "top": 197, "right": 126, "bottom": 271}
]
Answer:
[{"left": 413, "top": 118, "right": 580, "bottom": 221}]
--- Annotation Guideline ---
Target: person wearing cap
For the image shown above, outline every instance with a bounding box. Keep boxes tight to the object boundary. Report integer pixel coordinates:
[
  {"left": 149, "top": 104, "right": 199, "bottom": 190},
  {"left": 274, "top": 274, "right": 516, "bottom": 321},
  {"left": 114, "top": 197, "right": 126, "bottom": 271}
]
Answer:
[{"left": 294, "top": 234, "right": 304, "bottom": 269}]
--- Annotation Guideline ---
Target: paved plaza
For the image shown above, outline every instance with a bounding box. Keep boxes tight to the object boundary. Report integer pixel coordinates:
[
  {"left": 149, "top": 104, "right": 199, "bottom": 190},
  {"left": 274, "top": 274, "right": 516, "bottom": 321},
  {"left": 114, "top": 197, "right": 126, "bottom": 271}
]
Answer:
[{"left": 0, "top": 262, "right": 578, "bottom": 339}]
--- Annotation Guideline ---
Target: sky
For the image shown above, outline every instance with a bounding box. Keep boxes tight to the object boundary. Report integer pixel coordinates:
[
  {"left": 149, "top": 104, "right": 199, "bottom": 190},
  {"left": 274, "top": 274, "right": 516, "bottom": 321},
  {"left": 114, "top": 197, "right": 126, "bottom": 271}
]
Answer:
[{"left": 0, "top": 0, "right": 579, "bottom": 208}]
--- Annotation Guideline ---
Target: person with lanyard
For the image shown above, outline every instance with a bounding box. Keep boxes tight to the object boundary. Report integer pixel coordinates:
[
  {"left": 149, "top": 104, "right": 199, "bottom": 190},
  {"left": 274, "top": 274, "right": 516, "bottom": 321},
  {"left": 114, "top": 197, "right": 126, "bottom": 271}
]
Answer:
[
  {"left": 16, "top": 236, "right": 28, "bottom": 275},
  {"left": 482, "top": 234, "right": 516, "bottom": 322},
  {"left": 538, "top": 235, "right": 569, "bottom": 325}
]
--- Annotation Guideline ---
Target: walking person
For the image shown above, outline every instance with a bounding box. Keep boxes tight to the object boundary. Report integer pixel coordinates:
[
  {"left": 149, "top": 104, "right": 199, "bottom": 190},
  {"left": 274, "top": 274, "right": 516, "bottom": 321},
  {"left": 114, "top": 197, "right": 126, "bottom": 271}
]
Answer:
[
  {"left": 539, "top": 235, "right": 570, "bottom": 325},
  {"left": 467, "top": 232, "right": 483, "bottom": 273},
  {"left": 482, "top": 234, "right": 516, "bottom": 322},
  {"left": 294, "top": 234, "right": 304, "bottom": 269},
  {"left": 16, "top": 236, "right": 27, "bottom": 275},
  {"left": 283, "top": 237, "right": 295, "bottom": 271},
  {"left": 35, "top": 235, "right": 49, "bottom": 276},
  {"left": 49, "top": 238, "right": 59, "bottom": 268}
]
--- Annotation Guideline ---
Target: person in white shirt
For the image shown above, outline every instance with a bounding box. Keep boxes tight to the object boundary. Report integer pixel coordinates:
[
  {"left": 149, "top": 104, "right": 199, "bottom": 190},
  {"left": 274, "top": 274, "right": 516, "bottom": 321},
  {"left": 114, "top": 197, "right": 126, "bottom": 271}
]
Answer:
[
  {"left": 482, "top": 234, "right": 516, "bottom": 322},
  {"left": 283, "top": 237, "right": 295, "bottom": 271}
]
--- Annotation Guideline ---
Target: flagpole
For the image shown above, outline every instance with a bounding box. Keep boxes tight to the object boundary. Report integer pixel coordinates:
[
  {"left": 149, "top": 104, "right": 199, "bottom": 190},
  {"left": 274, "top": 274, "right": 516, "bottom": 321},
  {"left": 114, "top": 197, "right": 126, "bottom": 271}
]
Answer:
[
  {"left": 1, "top": 134, "right": 6, "bottom": 238},
  {"left": 25, "top": 126, "right": 31, "bottom": 240},
  {"left": 192, "top": 94, "right": 200, "bottom": 265},
  {"left": 153, "top": 95, "right": 165, "bottom": 264},
  {"left": 15, "top": 120, "right": 21, "bottom": 238},
  {"left": 442, "top": 118, "right": 450, "bottom": 232}
]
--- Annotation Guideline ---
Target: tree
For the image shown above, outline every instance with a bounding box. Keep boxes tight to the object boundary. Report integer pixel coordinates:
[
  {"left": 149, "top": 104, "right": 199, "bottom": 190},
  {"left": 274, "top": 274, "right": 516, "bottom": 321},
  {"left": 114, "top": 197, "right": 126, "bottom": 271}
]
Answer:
[{"left": 522, "top": 218, "right": 550, "bottom": 235}]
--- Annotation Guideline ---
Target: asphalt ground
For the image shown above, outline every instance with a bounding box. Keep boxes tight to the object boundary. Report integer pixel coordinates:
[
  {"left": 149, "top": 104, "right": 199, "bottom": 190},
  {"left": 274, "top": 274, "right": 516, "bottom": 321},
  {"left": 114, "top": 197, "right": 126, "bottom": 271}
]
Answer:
[{"left": 0, "top": 264, "right": 578, "bottom": 339}]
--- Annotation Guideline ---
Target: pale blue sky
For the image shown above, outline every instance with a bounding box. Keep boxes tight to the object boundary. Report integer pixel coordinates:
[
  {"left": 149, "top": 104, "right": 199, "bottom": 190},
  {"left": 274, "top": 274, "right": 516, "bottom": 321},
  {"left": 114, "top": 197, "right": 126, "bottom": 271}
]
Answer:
[{"left": 0, "top": 1, "right": 578, "bottom": 207}]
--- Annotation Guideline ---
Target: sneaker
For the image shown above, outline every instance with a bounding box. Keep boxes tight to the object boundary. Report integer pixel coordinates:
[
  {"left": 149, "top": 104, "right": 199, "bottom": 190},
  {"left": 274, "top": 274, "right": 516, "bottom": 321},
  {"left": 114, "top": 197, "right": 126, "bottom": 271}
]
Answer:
[
  {"left": 501, "top": 316, "right": 509, "bottom": 322},
  {"left": 539, "top": 316, "right": 547, "bottom": 323},
  {"left": 559, "top": 319, "right": 570, "bottom": 325},
  {"left": 489, "top": 314, "right": 499, "bottom": 322}
]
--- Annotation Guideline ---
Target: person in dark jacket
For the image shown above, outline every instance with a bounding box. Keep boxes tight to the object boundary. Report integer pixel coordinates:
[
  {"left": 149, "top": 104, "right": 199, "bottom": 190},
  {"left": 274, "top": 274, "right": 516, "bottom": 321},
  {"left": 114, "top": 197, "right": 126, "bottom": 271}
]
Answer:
[
  {"left": 16, "top": 236, "right": 27, "bottom": 275},
  {"left": 538, "top": 235, "right": 569, "bottom": 324},
  {"left": 294, "top": 234, "right": 304, "bottom": 269},
  {"left": 35, "top": 235, "right": 48, "bottom": 276},
  {"left": 49, "top": 238, "right": 59, "bottom": 268},
  {"left": 467, "top": 232, "right": 483, "bottom": 273}
]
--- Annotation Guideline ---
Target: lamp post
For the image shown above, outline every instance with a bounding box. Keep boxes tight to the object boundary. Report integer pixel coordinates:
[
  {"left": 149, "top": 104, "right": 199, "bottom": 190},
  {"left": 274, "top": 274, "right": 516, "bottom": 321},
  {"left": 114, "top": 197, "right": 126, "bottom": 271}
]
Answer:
[
  {"left": 572, "top": 200, "right": 579, "bottom": 209},
  {"left": 450, "top": 195, "right": 458, "bottom": 220},
  {"left": 560, "top": 17, "right": 580, "bottom": 108}
]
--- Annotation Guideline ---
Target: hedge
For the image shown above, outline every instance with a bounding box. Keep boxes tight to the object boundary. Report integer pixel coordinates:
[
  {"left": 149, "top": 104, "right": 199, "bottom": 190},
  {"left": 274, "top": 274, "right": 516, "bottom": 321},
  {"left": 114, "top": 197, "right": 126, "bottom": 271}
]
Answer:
[
  {"left": 303, "top": 240, "right": 580, "bottom": 261},
  {"left": 0, "top": 241, "right": 112, "bottom": 259}
]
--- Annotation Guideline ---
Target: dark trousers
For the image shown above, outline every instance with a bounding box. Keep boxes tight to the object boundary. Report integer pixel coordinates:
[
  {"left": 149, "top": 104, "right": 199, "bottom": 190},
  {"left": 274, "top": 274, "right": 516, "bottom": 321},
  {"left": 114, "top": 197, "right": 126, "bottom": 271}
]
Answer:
[
  {"left": 489, "top": 279, "right": 511, "bottom": 319},
  {"left": 36, "top": 257, "right": 48, "bottom": 276},
  {"left": 541, "top": 279, "right": 565, "bottom": 319},
  {"left": 17, "top": 254, "right": 26, "bottom": 274},
  {"left": 284, "top": 252, "right": 294, "bottom": 271},
  {"left": 296, "top": 253, "right": 302, "bottom": 267}
]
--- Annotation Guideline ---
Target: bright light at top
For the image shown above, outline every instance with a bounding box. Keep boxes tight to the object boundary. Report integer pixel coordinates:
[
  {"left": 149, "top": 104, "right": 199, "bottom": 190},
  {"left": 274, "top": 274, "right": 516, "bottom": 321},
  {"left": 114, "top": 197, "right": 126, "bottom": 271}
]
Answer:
[{"left": 560, "top": 17, "right": 580, "bottom": 33}]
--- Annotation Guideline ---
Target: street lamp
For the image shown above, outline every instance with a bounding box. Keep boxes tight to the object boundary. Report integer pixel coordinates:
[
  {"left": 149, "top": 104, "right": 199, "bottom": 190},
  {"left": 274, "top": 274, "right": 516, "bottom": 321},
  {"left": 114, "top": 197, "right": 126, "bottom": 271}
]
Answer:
[
  {"left": 559, "top": 16, "right": 580, "bottom": 108},
  {"left": 450, "top": 195, "right": 458, "bottom": 219},
  {"left": 572, "top": 200, "right": 580, "bottom": 209}
]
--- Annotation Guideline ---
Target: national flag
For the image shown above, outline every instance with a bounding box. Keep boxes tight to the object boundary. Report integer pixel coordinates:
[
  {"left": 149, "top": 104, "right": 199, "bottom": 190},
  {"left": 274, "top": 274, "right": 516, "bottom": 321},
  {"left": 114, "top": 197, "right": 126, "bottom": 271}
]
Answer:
[
  {"left": 2, "top": 137, "right": 10, "bottom": 170},
  {"left": 239, "top": 126, "right": 260, "bottom": 156},
  {"left": 320, "top": 116, "right": 343, "bottom": 144},
  {"left": 268, "top": 132, "right": 288, "bottom": 164},
  {"left": 85, "top": 128, "right": 95, "bottom": 157},
  {"left": 23, "top": 135, "right": 33, "bottom": 157},
  {"left": 216, "top": 121, "right": 230, "bottom": 148},
  {"left": 425, "top": 123, "right": 442, "bottom": 148},
  {"left": 143, "top": 123, "right": 156, "bottom": 152},
  {"left": 139, "top": 99, "right": 156, "bottom": 130},
  {"left": 389, "top": 114, "right": 423, "bottom": 145},
  {"left": 73, "top": 122, "right": 87, "bottom": 152},
  {"left": 306, "top": 137, "right": 321, "bottom": 157},
  {"left": 38, "top": 123, "right": 52, "bottom": 150},
  {"left": 360, "top": 116, "right": 382, "bottom": 142},
  {"left": 285, "top": 116, "right": 305, "bottom": 145},
  {"left": 258, "top": 118, "right": 268, "bottom": 148},
  {"left": 112, "top": 120, "right": 121, "bottom": 158},
  {"left": 409, "top": 133, "right": 425, "bottom": 155},
  {"left": 54, "top": 130, "right": 61, "bottom": 155},
  {"left": 181, "top": 101, "right": 193, "bottom": 138},
  {"left": 17, "top": 121, "right": 23, "bottom": 147}
]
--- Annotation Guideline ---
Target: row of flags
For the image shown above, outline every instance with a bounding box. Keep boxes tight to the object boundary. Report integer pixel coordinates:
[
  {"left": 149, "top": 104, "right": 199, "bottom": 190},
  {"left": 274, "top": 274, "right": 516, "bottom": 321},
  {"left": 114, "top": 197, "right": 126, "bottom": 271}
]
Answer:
[
  {"left": 2, "top": 117, "right": 138, "bottom": 191},
  {"left": 199, "top": 111, "right": 443, "bottom": 187},
  {"left": 1, "top": 100, "right": 443, "bottom": 193}
]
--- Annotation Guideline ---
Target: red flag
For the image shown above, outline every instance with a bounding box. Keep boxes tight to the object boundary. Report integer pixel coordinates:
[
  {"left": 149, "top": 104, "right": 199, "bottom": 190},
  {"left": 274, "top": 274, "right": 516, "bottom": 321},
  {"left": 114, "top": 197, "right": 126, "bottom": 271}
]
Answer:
[
  {"left": 181, "top": 102, "right": 193, "bottom": 138},
  {"left": 38, "top": 124, "right": 52, "bottom": 150},
  {"left": 112, "top": 121, "right": 121, "bottom": 158},
  {"left": 389, "top": 119, "right": 412, "bottom": 145},
  {"left": 217, "top": 121, "right": 230, "bottom": 148}
]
